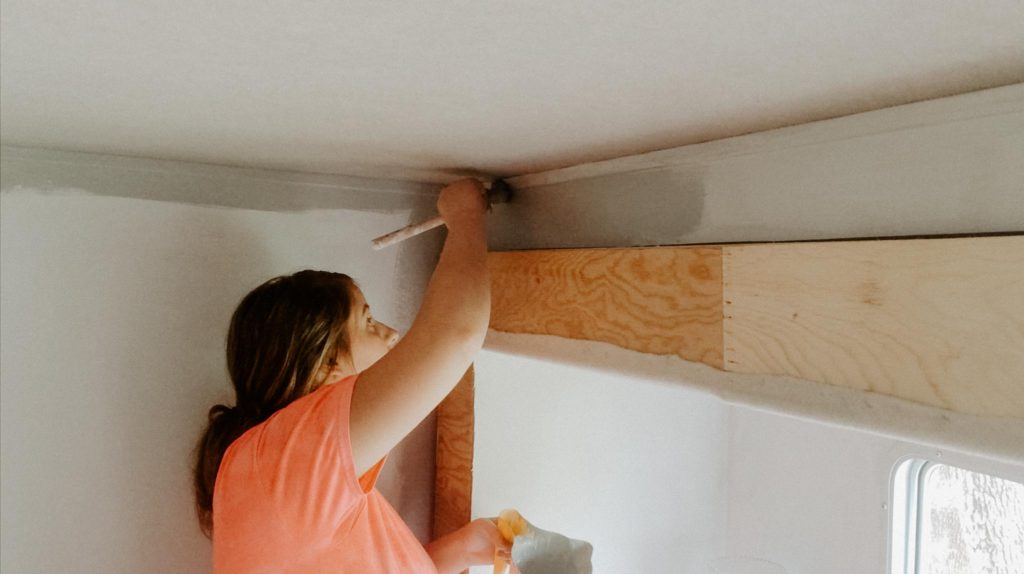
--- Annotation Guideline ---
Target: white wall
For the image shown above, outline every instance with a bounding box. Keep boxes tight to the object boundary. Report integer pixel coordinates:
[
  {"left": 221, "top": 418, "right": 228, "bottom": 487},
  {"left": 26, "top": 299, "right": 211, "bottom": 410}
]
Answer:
[
  {"left": 469, "top": 349, "right": 1024, "bottom": 574},
  {"left": 470, "top": 350, "right": 730, "bottom": 574},
  {"left": 0, "top": 152, "right": 442, "bottom": 572},
  {"left": 723, "top": 407, "right": 1024, "bottom": 574}
]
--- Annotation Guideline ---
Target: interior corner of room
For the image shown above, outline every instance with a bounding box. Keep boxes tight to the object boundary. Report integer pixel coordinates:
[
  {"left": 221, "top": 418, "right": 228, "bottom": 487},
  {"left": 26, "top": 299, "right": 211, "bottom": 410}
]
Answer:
[{"left": 3, "top": 3, "right": 1023, "bottom": 572}]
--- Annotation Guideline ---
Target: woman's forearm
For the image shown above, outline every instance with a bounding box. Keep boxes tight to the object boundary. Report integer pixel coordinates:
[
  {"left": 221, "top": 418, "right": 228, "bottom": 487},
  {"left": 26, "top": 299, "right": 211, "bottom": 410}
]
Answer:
[
  {"left": 425, "top": 517, "right": 511, "bottom": 574},
  {"left": 425, "top": 531, "right": 471, "bottom": 574}
]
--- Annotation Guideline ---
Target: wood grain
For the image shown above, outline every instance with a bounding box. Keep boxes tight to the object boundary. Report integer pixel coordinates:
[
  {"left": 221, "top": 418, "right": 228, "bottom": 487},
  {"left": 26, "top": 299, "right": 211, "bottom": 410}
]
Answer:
[
  {"left": 445, "top": 236, "right": 1023, "bottom": 543},
  {"left": 433, "top": 367, "right": 475, "bottom": 541},
  {"left": 489, "top": 248, "right": 724, "bottom": 369},
  {"left": 722, "top": 237, "right": 1024, "bottom": 417}
]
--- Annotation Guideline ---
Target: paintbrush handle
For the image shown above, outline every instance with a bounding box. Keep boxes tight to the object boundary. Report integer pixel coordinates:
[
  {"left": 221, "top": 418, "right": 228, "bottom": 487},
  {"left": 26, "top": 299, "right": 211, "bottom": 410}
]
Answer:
[
  {"left": 371, "top": 179, "right": 512, "bottom": 250},
  {"left": 371, "top": 215, "right": 446, "bottom": 250}
]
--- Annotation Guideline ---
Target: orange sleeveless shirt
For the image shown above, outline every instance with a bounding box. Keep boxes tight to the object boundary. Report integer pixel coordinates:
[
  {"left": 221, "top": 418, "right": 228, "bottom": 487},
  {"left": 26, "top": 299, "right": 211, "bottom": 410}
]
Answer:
[{"left": 212, "top": 375, "right": 437, "bottom": 573}]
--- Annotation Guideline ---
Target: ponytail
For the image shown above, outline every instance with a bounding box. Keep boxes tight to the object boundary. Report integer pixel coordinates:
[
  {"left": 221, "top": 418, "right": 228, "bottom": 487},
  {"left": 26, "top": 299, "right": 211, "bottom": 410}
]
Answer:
[{"left": 192, "top": 404, "right": 259, "bottom": 539}]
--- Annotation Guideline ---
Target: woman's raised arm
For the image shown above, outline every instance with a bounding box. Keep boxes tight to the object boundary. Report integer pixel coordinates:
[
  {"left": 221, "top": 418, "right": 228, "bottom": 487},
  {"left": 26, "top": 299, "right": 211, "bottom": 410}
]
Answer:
[{"left": 349, "top": 178, "right": 491, "bottom": 476}]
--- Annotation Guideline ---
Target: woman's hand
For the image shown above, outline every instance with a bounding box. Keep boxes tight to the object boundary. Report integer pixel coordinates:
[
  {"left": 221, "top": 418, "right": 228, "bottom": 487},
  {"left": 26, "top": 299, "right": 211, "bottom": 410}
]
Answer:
[
  {"left": 425, "top": 517, "right": 519, "bottom": 574},
  {"left": 458, "top": 517, "right": 514, "bottom": 567},
  {"left": 437, "top": 178, "right": 489, "bottom": 231}
]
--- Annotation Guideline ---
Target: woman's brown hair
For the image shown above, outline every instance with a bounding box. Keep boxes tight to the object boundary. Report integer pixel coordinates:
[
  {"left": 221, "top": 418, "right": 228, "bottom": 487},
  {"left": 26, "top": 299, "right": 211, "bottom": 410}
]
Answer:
[{"left": 191, "top": 270, "right": 357, "bottom": 539}]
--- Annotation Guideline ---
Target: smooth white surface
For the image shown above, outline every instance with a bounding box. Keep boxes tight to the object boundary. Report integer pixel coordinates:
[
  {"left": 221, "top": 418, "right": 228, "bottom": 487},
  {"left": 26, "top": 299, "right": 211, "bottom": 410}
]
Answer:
[
  {"left": 724, "top": 409, "right": 1024, "bottom": 574},
  {"left": 471, "top": 350, "right": 730, "bottom": 574},
  {"left": 470, "top": 347, "right": 1024, "bottom": 573},
  {"left": 483, "top": 331, "right": 1024, "bottom": 465},
  {"left": 492, "top": 85, "right": 1024, "bottom": 249},
  {"left": 0, "top": 183, "right": 438, "bottom": 572},
  {"left": 508, "top": 84, "right": 1024, "bottom": 189},
  {"left": 2, "top": 1, "right": 1023, "bottom": 179}
]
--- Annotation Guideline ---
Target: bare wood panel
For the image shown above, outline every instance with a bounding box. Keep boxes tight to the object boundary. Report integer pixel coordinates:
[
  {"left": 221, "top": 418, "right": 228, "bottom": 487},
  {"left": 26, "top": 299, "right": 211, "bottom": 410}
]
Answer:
[
  {"left": 489, "top": 248, "right": 724, "bottom": 369},
  {"left": 453, "top": 236, "right": 1022, "bottom": 549},
  {"left": 722, "top": 237, "right": 1024, "bottom": 417},
  {"left": 433, "top": 367, "right": 475, "bottom": 541}
]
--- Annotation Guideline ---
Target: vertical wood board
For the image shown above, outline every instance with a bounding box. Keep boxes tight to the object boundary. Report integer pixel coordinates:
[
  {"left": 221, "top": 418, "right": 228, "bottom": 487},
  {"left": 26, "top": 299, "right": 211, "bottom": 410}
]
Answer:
[{"left": 433, "top": 367, "right": 475, "bottom": 542}]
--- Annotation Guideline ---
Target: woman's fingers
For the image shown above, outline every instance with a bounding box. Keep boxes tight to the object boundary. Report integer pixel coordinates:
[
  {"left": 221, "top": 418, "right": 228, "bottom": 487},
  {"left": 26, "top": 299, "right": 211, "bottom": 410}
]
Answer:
[{"left": 437, "top": 178, "right": 488, "bottom": 229}]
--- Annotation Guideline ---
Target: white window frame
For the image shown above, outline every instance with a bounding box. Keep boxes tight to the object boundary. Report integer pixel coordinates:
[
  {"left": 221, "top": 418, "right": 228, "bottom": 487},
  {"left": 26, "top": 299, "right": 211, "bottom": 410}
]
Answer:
[
  {"left": 888, "top": 455, "right": 1024, "bottom": 574},
  {"left": 889, "top": 458, "right": 929, "bottom": 574}
]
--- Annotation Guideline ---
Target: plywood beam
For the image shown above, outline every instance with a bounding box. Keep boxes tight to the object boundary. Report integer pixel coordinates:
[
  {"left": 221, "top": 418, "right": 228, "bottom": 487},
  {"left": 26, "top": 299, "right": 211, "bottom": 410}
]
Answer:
[
  {"left": 488, "top": 247, "right": 724, "bottom": 369},
  {"left": 722, "top": 237, "right": 1024, "bottom": 417},
  {"left": 437, "top": 236, "right": 1024, "bottom": 535},
  {"left": 488, "top": 236, "right": 1024, "bottom": 417}
]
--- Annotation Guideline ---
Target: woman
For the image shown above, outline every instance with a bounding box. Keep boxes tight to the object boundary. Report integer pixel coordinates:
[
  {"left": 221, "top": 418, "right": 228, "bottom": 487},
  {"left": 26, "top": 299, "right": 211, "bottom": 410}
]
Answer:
[{"left": 192, "top": 178, "right": 513, "bottom": 572}]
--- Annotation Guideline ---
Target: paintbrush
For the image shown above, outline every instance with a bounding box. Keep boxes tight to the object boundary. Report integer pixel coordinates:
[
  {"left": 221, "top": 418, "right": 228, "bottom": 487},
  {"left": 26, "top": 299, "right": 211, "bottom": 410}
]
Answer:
[{"left": 371, "top": 179, "right": 513, "bottom": 250}]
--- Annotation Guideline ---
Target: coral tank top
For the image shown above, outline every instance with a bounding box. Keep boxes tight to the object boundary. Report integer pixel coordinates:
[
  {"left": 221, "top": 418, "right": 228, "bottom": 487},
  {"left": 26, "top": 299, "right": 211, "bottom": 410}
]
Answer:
[{"left": 212, "top": 374, "right": 437, "bottom": 573}]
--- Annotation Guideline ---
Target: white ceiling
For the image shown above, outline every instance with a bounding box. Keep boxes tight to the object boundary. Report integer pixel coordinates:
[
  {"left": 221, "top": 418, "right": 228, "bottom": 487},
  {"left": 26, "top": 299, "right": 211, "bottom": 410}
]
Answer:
[{"left": 2, "top": 1, "right": 1023, "bottom": 181}]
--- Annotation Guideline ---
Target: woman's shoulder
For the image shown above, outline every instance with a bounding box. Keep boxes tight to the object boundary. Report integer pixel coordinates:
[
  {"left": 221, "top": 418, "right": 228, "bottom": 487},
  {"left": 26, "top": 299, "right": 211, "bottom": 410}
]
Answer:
[{"left": 221, "top": 374, "right": 371, "bottom": 532}]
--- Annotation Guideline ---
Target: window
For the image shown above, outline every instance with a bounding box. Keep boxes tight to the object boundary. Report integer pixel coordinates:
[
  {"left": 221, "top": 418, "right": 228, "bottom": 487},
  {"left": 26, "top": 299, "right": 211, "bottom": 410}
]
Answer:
[{"left": 890, "top": 458, "right": 1024, "bottom": 574}]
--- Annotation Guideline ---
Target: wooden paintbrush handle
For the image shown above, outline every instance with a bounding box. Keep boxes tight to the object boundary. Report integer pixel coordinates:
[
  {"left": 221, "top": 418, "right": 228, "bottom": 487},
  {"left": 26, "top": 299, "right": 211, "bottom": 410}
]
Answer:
[
  {"left": 371, "top": 179, "right": 511, "bottom": 250},
  {"left": 371, "top": 215, "right": 446, "bottom": 250}
]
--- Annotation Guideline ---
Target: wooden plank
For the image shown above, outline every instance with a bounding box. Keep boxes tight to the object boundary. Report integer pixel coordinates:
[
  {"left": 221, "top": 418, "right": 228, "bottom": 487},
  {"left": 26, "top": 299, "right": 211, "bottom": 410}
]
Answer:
[
  {"left": 452, "top": 236, "right": 1023, "bottom": 545},
  {"left": 722, "top": 237, "right": 1024, "bottom": 417},
  {"left": 433, "top": 367, "right": 475, "bottom": 541},
  {"left": 489, "top": 247, "right": 724, "bottom": 369}
]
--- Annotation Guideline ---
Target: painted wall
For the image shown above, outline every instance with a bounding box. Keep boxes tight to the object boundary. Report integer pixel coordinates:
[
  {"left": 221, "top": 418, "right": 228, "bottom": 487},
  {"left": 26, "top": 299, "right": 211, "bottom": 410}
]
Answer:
[
  {"left": 493, "top": 85, "right": 1024, "bottom": 250},
  {"left": 470, "top": 349, "right": 1024, "bottom": 574},
  {"left": 0, "top": 152, "right": 442, "bottom": 572},
  {"left": 471, "top": 350, "right": 730, "bottom": 574},
  {"left": 723, "top": 407, "right": 1023, "bottom": 573}
]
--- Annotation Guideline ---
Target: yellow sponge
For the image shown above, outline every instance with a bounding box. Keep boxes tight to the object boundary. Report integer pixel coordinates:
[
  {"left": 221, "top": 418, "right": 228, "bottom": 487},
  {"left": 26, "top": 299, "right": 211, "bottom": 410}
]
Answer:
[
  {"left": 494, "top": 509, "right": 528, "bottom": 574},
  {"left": 496, "top": 509, "right": 528, "bottom": 543}
]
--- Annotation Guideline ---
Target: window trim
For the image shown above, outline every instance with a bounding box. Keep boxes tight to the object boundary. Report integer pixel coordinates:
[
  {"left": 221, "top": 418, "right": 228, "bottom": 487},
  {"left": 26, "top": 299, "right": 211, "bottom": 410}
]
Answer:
[
  {"left": 889, "top": 456, "right": 1024, "bottom": 574},
  {"left": 890, "top": 457, "right": 929, "bottom": 574}
]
